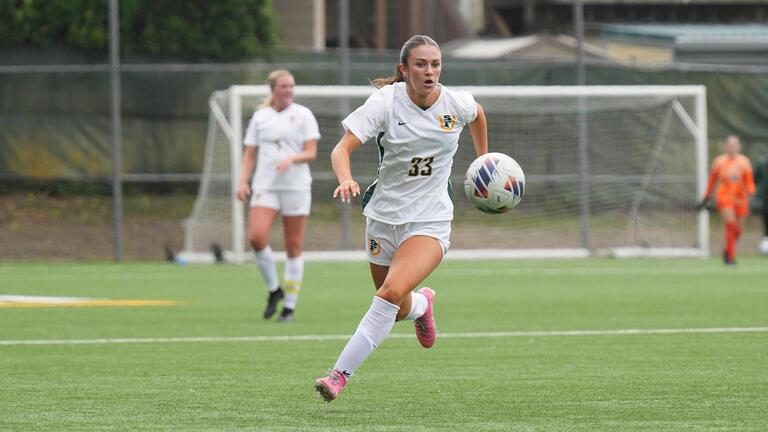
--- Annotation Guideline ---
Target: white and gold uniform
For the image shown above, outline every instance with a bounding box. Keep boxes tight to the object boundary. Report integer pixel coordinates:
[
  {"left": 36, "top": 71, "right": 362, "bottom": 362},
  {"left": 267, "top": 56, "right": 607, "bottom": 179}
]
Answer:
[
  {"left": 244, "top": 103, "right": 321, "bottom": 215},
  {"left": 342, "top": 82, "right": 477, "bottom": 264}
]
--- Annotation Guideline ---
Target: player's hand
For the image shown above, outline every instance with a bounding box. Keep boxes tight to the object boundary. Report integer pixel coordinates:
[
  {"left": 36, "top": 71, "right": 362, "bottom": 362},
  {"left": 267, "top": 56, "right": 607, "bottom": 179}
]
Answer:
[
  {"left": 236, "top": 182, "right": 251, "bottom": 202},
  {"left": 696, "top": 197, "right": 711, "bottom": 211},
  {"left": 333, "top": 179, "right": 360, "bottom": 203},
  {"left": 276, "top": 157, "right": 294, "bottom": 173}
]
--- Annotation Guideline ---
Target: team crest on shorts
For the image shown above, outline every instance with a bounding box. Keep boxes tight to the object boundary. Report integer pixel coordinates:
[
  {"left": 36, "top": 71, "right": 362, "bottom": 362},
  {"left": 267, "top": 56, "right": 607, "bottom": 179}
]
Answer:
[
  {"left": 439, "top": 114, "right": 457, "bottom": 131},
  {"left": 368, "top": 237, "right": 381, "bottom": 256}
]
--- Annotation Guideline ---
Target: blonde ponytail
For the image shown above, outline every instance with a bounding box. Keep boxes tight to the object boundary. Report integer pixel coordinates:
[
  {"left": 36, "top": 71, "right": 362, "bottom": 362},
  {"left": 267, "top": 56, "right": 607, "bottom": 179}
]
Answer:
[{"left": 370, "top": 66, "right": 405, "bottom": 88}]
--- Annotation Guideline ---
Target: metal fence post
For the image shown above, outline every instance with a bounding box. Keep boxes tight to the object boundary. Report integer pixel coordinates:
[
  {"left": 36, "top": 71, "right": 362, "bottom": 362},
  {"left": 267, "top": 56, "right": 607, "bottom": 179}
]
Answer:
[{"left": 109, "top": 0, "right": 124, "bottom": 261}]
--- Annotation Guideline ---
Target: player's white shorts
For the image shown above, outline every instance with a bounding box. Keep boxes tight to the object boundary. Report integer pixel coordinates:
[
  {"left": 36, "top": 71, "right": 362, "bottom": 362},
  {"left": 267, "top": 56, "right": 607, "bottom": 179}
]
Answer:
[
  {"left": 365, "top": 218, "right": 451, "bottom": 266},
  {"left": 250, "top": 190, "right": 311, "bottom": 216}
]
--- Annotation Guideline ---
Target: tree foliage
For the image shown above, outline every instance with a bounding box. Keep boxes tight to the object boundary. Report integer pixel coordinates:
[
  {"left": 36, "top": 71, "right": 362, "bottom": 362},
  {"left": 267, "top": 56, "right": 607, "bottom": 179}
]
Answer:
[{"left": 0, "top": 0, "right": 279, "bottom": 60}]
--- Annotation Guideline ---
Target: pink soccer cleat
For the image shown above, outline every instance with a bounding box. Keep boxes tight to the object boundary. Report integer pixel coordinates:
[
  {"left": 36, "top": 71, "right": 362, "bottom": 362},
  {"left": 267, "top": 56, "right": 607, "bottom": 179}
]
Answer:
[
  {"left": 414, "top": 287, "right": 436, "bottom": 348},
  {"left": 314, "top": 369, "right": 347, "bottom": 402}
]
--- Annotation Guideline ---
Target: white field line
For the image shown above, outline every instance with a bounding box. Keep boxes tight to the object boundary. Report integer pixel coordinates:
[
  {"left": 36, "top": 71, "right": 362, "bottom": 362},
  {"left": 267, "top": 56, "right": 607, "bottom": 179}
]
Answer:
[
  {"left": 1, "top": 327, "right": 767, "bottom": 346},
  {"left": 436, "top": 267, "right": 768, "bottom": 276},
  {"left": 0, "top": 295, "right": 99, "bottom": 304},
  {"left": 3, "top": 265, "right": 767, "bottom": 282}
]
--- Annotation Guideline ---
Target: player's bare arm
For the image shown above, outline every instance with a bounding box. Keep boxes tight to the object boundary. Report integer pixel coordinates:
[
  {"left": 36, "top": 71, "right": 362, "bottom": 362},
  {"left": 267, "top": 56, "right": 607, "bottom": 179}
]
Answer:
[
  {"left": 331, "top": 131, "right": 363, "bottom": 203},
  {"left": 468, "top": 103, "right": 488, "bottom": 157},
  {"left": 276, "top": 139, "right": 318, "bottom": 172},
  {"left": 237, "top": 146, "right": 258, "bottom": 201}
]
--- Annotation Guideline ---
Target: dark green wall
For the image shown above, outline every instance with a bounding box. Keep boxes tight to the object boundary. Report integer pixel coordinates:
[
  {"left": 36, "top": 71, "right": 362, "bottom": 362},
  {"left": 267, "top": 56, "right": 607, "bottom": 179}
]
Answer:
[{"left": 1, "top": 59, "right": 767, "bottom": 178}]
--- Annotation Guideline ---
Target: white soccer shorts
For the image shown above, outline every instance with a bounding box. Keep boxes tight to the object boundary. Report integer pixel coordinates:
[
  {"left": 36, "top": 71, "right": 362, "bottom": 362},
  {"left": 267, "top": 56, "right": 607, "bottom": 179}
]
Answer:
[
  {"left": 365, "top": 218, "right": 451, "bottom": 266},
  {"left": 250, "top": 190, "right": 312, "bottom": 216}
]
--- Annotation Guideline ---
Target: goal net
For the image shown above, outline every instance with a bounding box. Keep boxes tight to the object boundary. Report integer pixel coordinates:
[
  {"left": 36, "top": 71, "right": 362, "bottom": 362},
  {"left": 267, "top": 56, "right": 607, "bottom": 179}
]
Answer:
[{"left": 180, "top": 85, "right": 708, "bottom": 262}]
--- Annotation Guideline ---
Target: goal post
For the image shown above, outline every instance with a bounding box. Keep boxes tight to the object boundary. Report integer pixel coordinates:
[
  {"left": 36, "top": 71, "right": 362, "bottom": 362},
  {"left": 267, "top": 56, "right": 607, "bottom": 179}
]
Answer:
[{"left": 180, "top": 85, "right": 708, "bottom": 263}]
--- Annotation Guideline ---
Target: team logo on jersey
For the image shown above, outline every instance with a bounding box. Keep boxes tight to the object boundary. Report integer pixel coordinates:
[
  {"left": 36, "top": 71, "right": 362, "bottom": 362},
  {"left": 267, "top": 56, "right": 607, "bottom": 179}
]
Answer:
[
  {"left": 439, "top": 114, "right": 457, "bottom": 131},
  {"left": 368, "top": 237, "right": 381, "bottom": 256},
  {"left": 289, "top": 116, "right": 296, "bottom": 123}
]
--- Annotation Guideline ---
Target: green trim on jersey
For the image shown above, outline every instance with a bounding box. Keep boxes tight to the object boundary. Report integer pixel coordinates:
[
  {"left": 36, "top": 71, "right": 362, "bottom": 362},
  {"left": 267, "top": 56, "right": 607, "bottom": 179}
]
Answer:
[
  {"left": 362, "top": 132, "right": 386, "bottom": 210},
  {"left": 447, "top": 179, "right": 454, "bottom": 200},
  {"left": 361, "top": 181, "right": 377, "bottom": 210}
]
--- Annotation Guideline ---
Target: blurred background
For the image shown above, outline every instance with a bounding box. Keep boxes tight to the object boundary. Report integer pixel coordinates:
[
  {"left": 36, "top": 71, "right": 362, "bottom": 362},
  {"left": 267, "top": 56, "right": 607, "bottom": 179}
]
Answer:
[{"left": 1, "top": 0, "right": 767, "bottom": 261}]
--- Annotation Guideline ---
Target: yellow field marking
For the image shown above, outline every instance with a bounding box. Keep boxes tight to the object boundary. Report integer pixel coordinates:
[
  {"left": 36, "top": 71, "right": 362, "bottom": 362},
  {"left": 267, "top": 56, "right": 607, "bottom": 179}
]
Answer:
[{"left": 0, "top": 299, "right": 177, "bottom": 308}]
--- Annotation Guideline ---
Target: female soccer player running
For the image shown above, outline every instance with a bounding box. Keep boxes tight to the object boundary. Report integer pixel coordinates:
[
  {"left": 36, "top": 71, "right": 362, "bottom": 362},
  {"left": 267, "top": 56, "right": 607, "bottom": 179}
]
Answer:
[
  {"left": 237, "top": 69, "right": 321, "bottom": 321},
  {"left": 314, "top": 35, "right": 488, "bottom": 401},
  {"left": 699, "top": 135, "right": 755, "bottom": 265}
]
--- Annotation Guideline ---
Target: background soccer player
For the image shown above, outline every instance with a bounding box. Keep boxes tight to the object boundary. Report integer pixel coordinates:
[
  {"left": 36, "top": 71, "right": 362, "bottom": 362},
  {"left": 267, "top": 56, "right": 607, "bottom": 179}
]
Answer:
[
  {"left": 314, "top": 35, "right": 488, "bottom": 402},
  {"left": 237, "top": 69, "right": 321, "bottom": 321},
  {"left": 700, "top": 135, "right": 755, "bottom": 264}
]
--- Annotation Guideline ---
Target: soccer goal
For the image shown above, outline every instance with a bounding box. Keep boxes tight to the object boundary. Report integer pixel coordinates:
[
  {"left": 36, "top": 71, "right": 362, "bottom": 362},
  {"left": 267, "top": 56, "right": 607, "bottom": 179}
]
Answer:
[{"left": 180, "top": 85, "right": 708, "bottom": 263}]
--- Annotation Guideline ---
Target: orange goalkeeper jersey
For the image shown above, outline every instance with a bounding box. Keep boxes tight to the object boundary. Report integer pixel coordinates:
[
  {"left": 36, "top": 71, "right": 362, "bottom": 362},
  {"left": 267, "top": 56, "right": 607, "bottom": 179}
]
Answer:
[{"left": 705, "top": 154, "right": 755, "bottom": 203}]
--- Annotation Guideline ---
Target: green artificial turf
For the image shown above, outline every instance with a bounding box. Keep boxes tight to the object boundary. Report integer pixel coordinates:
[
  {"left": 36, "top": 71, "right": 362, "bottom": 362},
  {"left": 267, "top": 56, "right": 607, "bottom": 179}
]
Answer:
[{"left": 1, "top": 259, "right": 767, "bottom": 431}]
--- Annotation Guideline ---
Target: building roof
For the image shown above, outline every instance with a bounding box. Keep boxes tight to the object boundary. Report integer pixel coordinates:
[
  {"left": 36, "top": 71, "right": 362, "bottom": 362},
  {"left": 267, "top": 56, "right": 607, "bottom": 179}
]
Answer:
[
  {"left": 601, "top": 24, "right": 768, "bottom": 46},
  {"left": 446, "top": 34, "right": 617, "bottom": 61},
  {"left": 601, "top": 24, "right": 768, "bottom": 64}
]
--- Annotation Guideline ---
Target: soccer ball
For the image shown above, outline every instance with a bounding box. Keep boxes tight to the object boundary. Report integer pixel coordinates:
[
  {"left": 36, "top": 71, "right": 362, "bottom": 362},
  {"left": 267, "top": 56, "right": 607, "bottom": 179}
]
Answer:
[
  {"left": 464, "top": 152, "right": 525, "bottom": 214},
  {"left": 759, "top": 237, "right": 768, "bottom": 255}
]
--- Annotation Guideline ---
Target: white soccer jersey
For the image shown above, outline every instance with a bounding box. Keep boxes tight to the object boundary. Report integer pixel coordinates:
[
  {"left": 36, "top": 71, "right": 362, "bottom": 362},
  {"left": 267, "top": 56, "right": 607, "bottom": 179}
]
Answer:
[
  {"left": 243, "top": 103, "right": 321, "bottom": 191},
  {"left": 342, "top": 82, "right": 477, "bottom": 224}
]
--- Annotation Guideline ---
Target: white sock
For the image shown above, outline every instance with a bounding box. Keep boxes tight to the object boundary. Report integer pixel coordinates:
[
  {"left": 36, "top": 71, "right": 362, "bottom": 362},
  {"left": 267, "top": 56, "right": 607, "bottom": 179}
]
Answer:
[
  {"left": 253, "top": 246, "right": 280, "bottom": 292},
  {"left": 333, "top": 296, "right": 399, "bottom": 377},
  {"left": 403, "top": 291, "right": 428, "bottom": 321},
  {"left": 283, "top": 256, "right": 304, "bottom": 309}
]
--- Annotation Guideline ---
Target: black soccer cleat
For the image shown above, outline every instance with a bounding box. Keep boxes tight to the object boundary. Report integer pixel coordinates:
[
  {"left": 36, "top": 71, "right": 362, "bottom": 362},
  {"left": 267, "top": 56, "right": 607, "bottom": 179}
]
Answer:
[
  {"left": 263, "top": 287, "right": 284, "bottom": 319},
  {"left": 163, "top": 244, "right": 176, "bottom": 262},
  {"left": 277, "top": 307, "right": 294, "bottom": 322},
  {"left": 723, "top": 250, "right": 736, "bottom": 266},
  {"left": 211, "top": 243, "right": 225, "bottom": 263}
]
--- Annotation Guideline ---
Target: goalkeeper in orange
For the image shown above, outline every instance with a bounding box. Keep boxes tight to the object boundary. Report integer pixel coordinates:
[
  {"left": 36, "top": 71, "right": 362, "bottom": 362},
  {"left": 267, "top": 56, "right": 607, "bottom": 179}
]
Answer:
[{"left": 699, "top": 135, "right": 755, "bottom": 265}]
